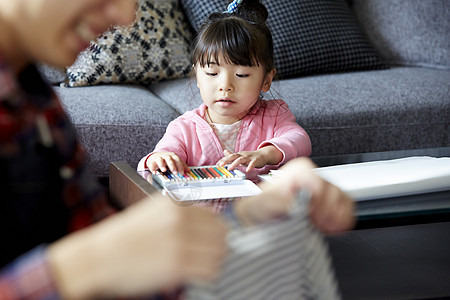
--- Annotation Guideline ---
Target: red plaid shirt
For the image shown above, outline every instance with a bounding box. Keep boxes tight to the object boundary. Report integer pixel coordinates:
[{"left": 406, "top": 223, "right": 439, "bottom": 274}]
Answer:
[
  {"left": 0, "top": 53, "right": 115, "bottom": 298},
  {"left": 0, "top": 247, "right": 56, "bottom": 300},
  {"left": 0, "top": 53, "right": 183, "bottom": 300}
]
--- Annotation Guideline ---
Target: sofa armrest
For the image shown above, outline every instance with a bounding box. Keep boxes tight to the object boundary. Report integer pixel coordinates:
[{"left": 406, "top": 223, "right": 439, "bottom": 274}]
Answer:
[{"left": 109, "top": 161, "right": 158, "bottom": 209}]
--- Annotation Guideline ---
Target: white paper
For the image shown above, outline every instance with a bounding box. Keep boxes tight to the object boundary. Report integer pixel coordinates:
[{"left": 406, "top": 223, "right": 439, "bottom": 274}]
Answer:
[{"left": 314, "top": 156, "right": 450, "bottom": 201}]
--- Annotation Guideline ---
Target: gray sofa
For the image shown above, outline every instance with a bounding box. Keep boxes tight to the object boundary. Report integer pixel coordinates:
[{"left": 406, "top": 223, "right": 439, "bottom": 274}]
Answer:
[{"left": 45, "top": 0, "right": 449, "bottom": 179}]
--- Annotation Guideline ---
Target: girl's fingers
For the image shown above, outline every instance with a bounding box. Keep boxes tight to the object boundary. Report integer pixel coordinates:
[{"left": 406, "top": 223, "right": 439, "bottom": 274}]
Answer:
[
  {"left": 148, "top": 153, "right": 189, "bottom": 175},
  {"left": 165, "top": 156, "right": 180, "bottom": 175},
  {"left": 172, "top": 155, "right": 187, "bottom": 175},
  {"left": 229, "top": 156, "right": 249, "bottom": 170},
  {"left": 147, "top": 160, "right": 158, "bottom": 173},
  {"left": 221, "top": 153, "right": 240, "bottom": 170},
  {"left": 216, "top": 157, "right": 228, "bottom": 167},
  {"left": 227, "top": 157, "right": 241, "bottom": 170},
  {"left": 246, "top": 160, "right": 256, "bottom": 172},
  {"left": 219, "top": 150, "right": 259, "bottom": 172},
  {"left": 155, "top": 157, "right": 168, "bottom": 172},
  {"left": 217, "top": 150, "right": 234, "bottom": 167}
]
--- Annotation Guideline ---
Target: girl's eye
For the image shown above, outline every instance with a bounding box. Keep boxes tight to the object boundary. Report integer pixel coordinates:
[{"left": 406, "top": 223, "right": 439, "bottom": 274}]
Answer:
[
  {"left": 236, "top": 74, "right": 249, "bottom": 78},
  {"left": 206, "top": 72, "right": 218, "bottom": 76}
]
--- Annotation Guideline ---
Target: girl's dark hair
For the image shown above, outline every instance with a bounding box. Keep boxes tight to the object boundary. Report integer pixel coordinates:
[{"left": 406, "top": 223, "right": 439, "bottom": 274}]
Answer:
[{"left": 191, "top": 0, "right": 274, "bottom": 74}]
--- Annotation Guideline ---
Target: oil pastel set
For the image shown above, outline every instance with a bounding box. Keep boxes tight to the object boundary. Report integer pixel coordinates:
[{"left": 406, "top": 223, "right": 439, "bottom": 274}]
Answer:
[{"left": 151, "top": 165, "right": 261, "bottom": 201}]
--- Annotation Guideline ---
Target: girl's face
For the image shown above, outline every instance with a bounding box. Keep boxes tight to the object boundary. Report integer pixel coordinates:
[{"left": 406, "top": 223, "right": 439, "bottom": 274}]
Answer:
[
  {"left": 196, "top": 54, "right": 275, "bottom": 125},
  {"left": 0, "top": 0, "right": 136, "bottom": 71}
]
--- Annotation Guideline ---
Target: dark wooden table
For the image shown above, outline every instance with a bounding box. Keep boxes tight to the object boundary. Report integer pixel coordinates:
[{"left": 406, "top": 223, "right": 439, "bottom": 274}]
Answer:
[{"left": 109, "top": 149, "right": 450, "bottom": 299}]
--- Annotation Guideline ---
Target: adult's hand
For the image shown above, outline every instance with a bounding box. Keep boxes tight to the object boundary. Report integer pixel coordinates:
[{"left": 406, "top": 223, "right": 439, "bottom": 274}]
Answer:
[
  {"left": 234, "top": 157, "right": 355, "bottom": 233},
  {"left": 48, "top": 197, "right": 228, "bottom": 299}
]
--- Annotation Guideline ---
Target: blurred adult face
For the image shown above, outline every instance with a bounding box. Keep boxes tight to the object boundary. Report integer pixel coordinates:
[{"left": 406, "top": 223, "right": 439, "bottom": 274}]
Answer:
[{"left": 0, "top": 0, "right": 136, "bottom": 69}]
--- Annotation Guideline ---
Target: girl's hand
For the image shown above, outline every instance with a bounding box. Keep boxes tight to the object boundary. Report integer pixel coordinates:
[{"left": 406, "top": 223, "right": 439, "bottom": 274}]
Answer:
[
  {"left": 234, "top": 157, "right": 355, "bottom": 234},
  {"left": 146, "top": 152, "right": 190, "bottom": 175},
  {"left": 217, "top": 147, "right": 282, "bottom": 172}
]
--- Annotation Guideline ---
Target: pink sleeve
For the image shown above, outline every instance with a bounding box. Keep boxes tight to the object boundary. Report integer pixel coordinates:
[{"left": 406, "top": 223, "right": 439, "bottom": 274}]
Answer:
[
  {"left": 137, "top": 119, "right": 189, "bottom": 171},
  {"left": 258, "top": 100, "right": 311, "bottom": 165}
]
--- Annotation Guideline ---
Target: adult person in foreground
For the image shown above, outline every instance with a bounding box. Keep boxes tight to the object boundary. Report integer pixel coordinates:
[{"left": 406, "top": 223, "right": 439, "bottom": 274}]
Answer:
[{"left": 0, "top": 0, "right": 355, "bottom": 299}]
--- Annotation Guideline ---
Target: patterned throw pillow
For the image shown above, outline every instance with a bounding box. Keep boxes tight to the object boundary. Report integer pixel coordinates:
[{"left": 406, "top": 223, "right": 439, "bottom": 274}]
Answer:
[
  {"left": 180, "top": 0, "right": 387, "bottom": 79},
  {"left": 66, "top": 0, "right": 193, "bottom": 87}
]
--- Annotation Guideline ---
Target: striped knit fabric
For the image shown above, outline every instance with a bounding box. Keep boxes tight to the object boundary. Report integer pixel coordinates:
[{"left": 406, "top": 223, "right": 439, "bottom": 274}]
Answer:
[{"left": 186, "top": 190, "right": 341, "bottom": 300}]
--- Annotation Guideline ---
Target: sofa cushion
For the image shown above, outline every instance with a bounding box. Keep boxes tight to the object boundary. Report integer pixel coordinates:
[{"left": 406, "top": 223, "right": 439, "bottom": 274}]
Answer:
[
  {"left": 37, "top": 64, "right": 67, "bottom": 84},
  {"left": 353, "top": 0, "right": 450, "bottom": 69},
  {"left": 55, "top": 85, "right": 179, "bottom": 177},
  {"left": 150, "top": 67, "right": 450, "bottom": 157},
  {"left": 66, "top": 0, "right": 193, "bottom": 87},
  {"left": 276, "top": 67, "right": 450, "bottom": 156},
  {"left": 180, "top": 0, "right": 387, "bottom": 79},
  {"left": 148, "top": 78, "right": 203, "bottom": 113}
]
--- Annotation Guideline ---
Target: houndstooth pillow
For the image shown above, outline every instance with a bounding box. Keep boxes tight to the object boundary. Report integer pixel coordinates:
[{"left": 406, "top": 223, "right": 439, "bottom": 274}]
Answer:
[
  {"left": 180, "top": 0, "right": 387, "bottom": 79},
  {"left": 66, "top": 0, "right": 193, "bottom": 87}
]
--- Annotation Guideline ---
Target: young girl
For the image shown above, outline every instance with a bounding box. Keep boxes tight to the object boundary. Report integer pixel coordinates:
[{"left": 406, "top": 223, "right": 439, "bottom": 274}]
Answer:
[{"left": 138, "top": 0, "right": 311, "bottom": 181}]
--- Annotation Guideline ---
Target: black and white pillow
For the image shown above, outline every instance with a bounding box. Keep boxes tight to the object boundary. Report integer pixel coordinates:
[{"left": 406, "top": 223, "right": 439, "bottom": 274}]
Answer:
[
  {"left": 180, "top": 0, "right": 387, "bottom": 79},
  {"left": 66, "top": 0, "right": 193, "bottom": 87}
]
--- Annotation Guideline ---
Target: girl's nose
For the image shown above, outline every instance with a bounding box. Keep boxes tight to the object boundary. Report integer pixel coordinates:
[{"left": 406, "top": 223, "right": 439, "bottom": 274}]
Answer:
[
  {"left": 219, "top": 86, "right": 232, "bottom": 92},
  {"left": 219, "top": 75, "right": 234, "bottom": 92}
]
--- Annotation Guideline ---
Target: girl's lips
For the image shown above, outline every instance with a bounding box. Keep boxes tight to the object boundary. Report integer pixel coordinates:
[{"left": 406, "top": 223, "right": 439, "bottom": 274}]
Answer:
[
  {"left": 215, "top": 99, "right": 235, "bottom": 107},
  {"left": 216, "top": 98, "right": 235, "bottom": 103}
]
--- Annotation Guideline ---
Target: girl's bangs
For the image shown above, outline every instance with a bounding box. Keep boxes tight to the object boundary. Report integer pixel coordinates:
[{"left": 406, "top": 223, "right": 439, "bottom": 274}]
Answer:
[{"left": 196, "top": 22, "right": 260, "bottom": 68}]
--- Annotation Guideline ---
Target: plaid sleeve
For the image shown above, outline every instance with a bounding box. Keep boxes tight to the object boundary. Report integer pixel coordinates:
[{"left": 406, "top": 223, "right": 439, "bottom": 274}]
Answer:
[{"left": 0, "top": 246, "right": 60, "bottom": 300}]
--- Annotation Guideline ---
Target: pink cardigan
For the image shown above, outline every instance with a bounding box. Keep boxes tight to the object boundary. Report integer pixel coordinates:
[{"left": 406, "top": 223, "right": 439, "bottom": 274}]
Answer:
[{"left": 138, "top": 99, "right": 311, "bottom": 179}]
